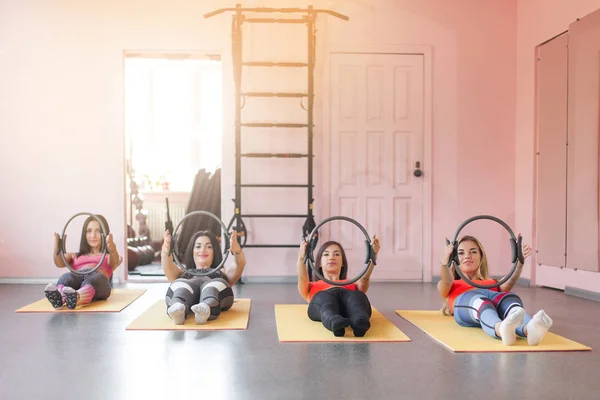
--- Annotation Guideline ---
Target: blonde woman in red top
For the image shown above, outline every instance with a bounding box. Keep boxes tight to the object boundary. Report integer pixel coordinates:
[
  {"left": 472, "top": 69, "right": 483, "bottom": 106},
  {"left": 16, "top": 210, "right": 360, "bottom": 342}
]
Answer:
[
  {"left": 297, "top": 237, "right": 380, "bottom": 337},
  {"left": 437, "top": 235, "right": 553, "bottom": 346}
]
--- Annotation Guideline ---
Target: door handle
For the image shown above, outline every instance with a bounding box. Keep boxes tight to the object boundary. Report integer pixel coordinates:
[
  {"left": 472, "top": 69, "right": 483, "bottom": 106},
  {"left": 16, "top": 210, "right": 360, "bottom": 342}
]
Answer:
[{"left": 413, "top": 161, "right": 422, "bottom": 177}]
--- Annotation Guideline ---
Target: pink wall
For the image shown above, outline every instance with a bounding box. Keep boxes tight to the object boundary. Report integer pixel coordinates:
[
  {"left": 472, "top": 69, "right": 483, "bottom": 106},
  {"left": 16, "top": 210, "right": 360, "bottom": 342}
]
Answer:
[
  {"left": 516, "top": 0, "right": 600, "bottom": 284},
  {"left": 0, "top": 0, "right": 231, "bottom": 280},
  {"left": 0, "top": 0, "right": 517, "bottom": 280},
  {"left": 321, "top": 0, "right": 518, "bottom": 278}
]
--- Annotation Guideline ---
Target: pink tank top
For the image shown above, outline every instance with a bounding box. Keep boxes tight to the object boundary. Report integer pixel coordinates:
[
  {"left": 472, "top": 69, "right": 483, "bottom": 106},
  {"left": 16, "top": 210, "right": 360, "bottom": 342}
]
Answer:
[{"left": 72, "top": 254, "right": 113, "bottom": 277}]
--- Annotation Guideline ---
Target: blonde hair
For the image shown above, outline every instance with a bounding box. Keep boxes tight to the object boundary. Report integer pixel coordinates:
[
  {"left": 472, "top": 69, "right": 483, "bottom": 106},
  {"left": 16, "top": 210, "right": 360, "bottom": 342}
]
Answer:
[{"left": 440, "top": 235, "right": 490, "bottom": 316}]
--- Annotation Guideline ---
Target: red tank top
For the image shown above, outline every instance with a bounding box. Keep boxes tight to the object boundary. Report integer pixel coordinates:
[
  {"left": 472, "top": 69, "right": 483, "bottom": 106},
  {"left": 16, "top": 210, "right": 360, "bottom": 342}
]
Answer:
[
  {"left": 308, "top": 280, "right": 358, "bottom": 301},
  {"left": 448, "top": 279, "right": 498, "bottom": 312}
]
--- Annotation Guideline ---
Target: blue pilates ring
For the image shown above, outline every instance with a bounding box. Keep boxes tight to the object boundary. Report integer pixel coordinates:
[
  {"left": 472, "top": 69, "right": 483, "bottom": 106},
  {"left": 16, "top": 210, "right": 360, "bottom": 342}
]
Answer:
[
  {"left": 304, "top": 216, "right": 376, "bottom": 286},
  {"left": 59, "top": 212, "right": 108, "bottom": 276},
  {"left": 170, "top": 210, "right": 231, "bottom": 277},
  {"left": 447, "top": 215, "right": 524, "bottom": 289}
]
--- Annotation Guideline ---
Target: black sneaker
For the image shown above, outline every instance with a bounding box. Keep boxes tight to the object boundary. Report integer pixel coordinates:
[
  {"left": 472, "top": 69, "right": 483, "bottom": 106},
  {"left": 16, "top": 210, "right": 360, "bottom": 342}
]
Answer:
[
  {"left": 64, "top": 289, "right": 78, "bottom": 310},
  {"left": 44, "top": 289, "right": 63, "bottom": 309}
]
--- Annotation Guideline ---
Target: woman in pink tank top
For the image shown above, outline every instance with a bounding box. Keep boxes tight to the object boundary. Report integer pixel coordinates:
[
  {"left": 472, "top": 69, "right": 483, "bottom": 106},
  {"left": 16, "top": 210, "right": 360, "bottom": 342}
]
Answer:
[{"left": 44, "top": 215, "right": 123, "bottom": 309}]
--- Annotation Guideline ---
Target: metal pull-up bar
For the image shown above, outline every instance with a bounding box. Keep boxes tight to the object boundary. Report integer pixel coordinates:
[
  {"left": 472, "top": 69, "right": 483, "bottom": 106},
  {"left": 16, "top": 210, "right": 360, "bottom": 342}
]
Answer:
[{"left": 203, "top": 5, "right": 349, "bottom": 21}]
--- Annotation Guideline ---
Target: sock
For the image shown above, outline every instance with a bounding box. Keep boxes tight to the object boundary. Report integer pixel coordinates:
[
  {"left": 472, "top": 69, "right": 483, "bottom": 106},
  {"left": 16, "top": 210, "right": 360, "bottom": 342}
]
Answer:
[
  {"left": 201, "top": 296, "right": 220, "bottom": 321},
  {"left": 526, "top": 310, "right": 553, "bottom": 346},
  {"left": 44, "top": 283, "right": 63, "bottom": 309},
  {"left": 191, "top": 302, "right": 211, "bottom": 325},
  {"left": 329, "top": 315, "right": 350, "bottom": 337},
  {"left": 63, "top": 287, "right": 79, "bottom": 310},
  {"left": 351, "top": 316, "right": 371, "bottom": 337},
  {"left": 167, "top": 303, "right": 186, "bottom": 325},
  {"left": 499, "top": 307, "right": 524, "bottom": 346},
  {"left": 76, "top": 284, "right": 95, "bottom": 306}
]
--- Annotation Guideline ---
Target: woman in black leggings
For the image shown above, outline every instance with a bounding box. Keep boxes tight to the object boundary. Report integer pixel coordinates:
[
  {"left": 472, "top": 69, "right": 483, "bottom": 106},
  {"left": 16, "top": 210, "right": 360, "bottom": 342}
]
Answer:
[{"left": 297, "top": 237, "right": 380, "bottom": 337}]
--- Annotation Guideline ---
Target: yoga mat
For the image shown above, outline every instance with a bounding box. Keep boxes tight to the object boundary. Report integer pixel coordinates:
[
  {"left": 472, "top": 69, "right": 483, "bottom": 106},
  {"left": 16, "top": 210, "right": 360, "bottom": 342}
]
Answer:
[
  {"left": 16, "top": 289, "right": 147, "bottom": 313},
  {"left": 126, "top": 298, "right": 251, "bottom": 330},
  {"left": 396, "top": 310, "right": 591, "bottom": 352},
  {"left": 275, "top": 304, "right": 411, "bottom": 342}
]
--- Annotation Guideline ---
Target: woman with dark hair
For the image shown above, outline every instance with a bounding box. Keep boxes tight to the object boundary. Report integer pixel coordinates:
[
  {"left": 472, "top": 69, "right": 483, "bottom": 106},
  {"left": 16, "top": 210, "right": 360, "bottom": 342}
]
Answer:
[
  {"left": 45, "top": 215, "right": 123, "bottom": 309},
  {"left": 297, "top": 236, "right": 380, "bottom": 337},
  {"left": 161, "top": 229, "right": 245, "bottom": 325}
]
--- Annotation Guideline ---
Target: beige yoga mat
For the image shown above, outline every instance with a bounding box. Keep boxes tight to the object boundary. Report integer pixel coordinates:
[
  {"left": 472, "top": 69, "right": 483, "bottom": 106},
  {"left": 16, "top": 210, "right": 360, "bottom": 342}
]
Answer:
[
  {"left": 275, "top": 304, "right": 411, "bottom": 342},
  {"left": 15, "top": 289, "right": 147, "bottom": 313},
  {"left": 126, "top": 298, "right": 251, "bottom": 330},
  {"left": 396, "top": 310, "right": 592, "bottom": 352}
]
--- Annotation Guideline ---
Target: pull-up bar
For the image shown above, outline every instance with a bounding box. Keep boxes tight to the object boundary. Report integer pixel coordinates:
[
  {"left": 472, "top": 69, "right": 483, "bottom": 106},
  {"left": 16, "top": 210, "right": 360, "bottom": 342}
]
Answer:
[{"left": 204, "top": 5, "right": 349, "bottom": 21}]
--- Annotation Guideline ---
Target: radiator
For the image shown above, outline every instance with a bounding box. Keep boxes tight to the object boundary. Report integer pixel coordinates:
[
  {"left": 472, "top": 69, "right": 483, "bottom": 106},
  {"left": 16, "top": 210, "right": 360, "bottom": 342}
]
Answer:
[{"left": 133, "top": 192, "right": 189, "bottom": 241}]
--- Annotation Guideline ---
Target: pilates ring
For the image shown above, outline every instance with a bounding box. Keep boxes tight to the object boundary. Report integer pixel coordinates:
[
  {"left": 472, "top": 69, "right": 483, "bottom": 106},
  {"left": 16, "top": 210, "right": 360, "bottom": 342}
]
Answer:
[
  {"left": 170, "top": 210, "right": 231, "bottom": 277},
  {"left": 447, "top": 215, "right": 524, "bottom": 289},
  {"left": 304, "top": 216, "right": 376, "bottom": 286},
  {"left": 59, "top": 212, "right": 108, "bottom": 276}
]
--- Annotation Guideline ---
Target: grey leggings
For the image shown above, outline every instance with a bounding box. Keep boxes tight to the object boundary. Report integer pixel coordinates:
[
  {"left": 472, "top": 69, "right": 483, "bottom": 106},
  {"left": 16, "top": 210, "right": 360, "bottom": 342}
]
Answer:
[
  {"left": 57, "top": 271, "right": 112, "bottom": 300},
  {"left": 165, "top": 277, "right": 234, "bottom": 320}
]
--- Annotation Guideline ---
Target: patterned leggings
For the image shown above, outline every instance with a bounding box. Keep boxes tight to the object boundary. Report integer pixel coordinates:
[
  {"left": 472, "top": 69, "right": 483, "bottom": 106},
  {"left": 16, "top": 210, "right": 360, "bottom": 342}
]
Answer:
[
  {"left": 453, "top": 289, "right": 532, "bottom": 339},
  {"left": 57, "top": 271, "right": 112, "bottom": 300},
  {"left": 165, "top": 277, "right": 234, "bottom": 320}
]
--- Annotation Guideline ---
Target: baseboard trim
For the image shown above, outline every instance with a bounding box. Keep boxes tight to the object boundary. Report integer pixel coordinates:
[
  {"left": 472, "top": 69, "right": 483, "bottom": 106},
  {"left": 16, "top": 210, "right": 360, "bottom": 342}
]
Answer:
[
  {"left": 0, "top": 278, "right": 55, "bottom": 284},
  {"left": 241, "top": 276, "right": 423, "bottom": 284},
  {"left": 564, "top": 286, "right": 600, "bottom": 303},
  {"left": 517, "top": 278, "right": 530, "bottom": 287},
  {"left": 241, "top": 276, "right": 298, "bottom": 284},
  {"left": 0, "top": 277, "right": 128, "bottom": 285}
]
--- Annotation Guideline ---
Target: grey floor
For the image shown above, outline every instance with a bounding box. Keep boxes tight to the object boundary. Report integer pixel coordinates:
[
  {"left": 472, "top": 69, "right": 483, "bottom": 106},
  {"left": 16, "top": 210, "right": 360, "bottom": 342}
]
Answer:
[{"left": 1, "top": 282, "right": 599, "bottom": 400}]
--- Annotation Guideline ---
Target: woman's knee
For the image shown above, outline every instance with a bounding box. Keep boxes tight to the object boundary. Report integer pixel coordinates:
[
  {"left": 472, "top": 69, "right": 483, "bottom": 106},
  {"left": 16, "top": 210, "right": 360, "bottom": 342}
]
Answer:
[
  {"left": 57, "top": 272, "right": 81, "bottom": 288},
  {"left": 94, "top": 287, "right": 111, "bottom": 300},
  {"left": 84, "top": 273, "right": 112, "bottom": 299},
  {"left": 168, "top": 279, "right": 200, "bottom": 297},
  {"left": 307, "top": 300, "right": 324, "bottom": 321},
  {"left": 219, "top": 297, "right": 233, "bottom": 311},
  {"left": 494, "top": 292, "right": 524, "bottom": 317}
]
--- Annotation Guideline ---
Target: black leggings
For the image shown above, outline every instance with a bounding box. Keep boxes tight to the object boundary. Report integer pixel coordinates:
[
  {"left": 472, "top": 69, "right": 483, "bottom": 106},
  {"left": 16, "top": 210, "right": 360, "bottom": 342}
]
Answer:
[{"left": 307, "top": 288, "right": 372, "bottom": 333}]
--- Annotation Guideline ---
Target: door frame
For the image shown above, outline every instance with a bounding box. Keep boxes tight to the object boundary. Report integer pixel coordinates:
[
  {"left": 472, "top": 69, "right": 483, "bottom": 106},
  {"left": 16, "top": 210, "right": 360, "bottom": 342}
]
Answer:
[
  {"left": 321, "top": 44, "right": 433, "bottom": 282},
  {"left": 121, "top": 49, "right": 224, "bottom": 282}
]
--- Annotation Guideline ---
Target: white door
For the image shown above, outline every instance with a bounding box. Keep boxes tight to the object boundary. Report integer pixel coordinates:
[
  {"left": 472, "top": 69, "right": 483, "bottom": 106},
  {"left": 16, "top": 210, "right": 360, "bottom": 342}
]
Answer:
[{"left": 329, "top": 53, "right": 425, "bottom": 281}]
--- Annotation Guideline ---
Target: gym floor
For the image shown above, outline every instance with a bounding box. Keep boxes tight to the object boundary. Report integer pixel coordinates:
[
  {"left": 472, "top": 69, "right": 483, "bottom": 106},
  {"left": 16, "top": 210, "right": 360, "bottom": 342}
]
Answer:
[{"left": 1, "top": 282, "right": 599, "bottom": 399}]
